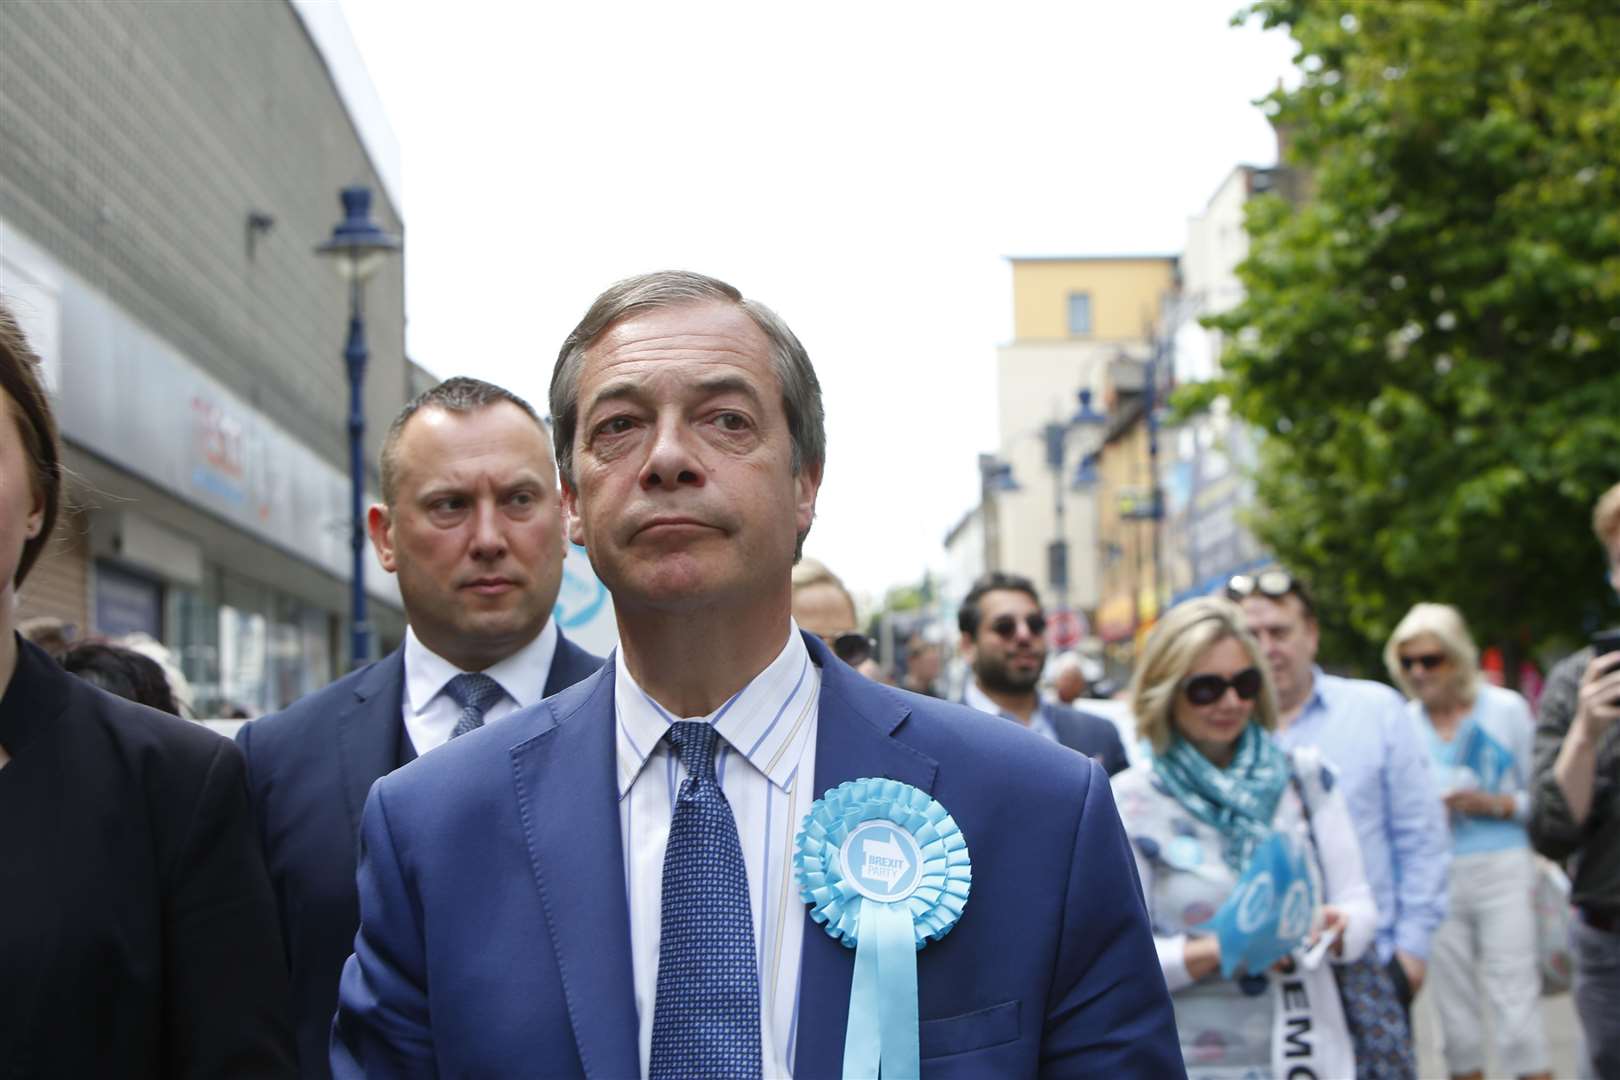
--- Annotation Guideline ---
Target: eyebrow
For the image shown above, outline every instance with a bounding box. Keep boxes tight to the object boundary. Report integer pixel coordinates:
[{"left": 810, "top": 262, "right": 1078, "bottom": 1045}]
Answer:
[{"left": 584, "top": 373, "right": 767, "bottom": 414}]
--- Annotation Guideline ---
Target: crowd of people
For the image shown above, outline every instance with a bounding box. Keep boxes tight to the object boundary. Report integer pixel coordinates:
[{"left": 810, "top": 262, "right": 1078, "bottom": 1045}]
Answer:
[{"left": 1, "top": 276, "right": 1616, "bottom": 1079}]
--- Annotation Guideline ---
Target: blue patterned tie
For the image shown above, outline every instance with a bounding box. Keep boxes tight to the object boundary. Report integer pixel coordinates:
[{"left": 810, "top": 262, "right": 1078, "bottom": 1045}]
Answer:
[
  {"left": 649, "top": 721, "right": 762, "bottom": 1080},
  {"left": 444, "top": 673, "right": 505, "bottom": 739}
]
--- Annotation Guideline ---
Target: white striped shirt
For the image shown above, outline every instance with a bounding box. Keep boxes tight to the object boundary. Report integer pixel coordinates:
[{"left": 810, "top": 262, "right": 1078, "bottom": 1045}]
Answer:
[{"left": 616, "top": 624, "right": 820, "bottom": 1080}]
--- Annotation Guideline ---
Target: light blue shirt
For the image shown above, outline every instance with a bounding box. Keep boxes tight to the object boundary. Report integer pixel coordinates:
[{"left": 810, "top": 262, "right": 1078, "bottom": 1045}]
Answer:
[
  {"left": 1274, "top": 668, "right": 1451, "bottom": 962},
  {"left": 1417, "top": 683, "right": 1534, "bottom": 857}
]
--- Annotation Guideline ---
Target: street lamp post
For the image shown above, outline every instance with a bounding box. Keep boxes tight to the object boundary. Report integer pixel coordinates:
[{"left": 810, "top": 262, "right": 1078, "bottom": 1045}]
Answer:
[
  {"left": 317, "top": 185, "right": 400, "bottom": 668},
  {"left": 1045, "top": 388, "right": 1108, "bottom": 612}
]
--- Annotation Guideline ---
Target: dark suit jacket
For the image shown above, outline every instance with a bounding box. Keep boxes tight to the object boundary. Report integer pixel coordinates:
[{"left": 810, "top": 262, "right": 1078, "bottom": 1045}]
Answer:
[
  {"left": 0, "top": 637, "right": 295, "bottom": 1079},
  {"left": 1045, "top": 701, "right": 1130, "bottom": 776},
  {"left": 332, "top": 632, "right": 1184, "bottom": 1078},
  {"left": 236, "top": 631, "right": 602, "bottom": 1080}
]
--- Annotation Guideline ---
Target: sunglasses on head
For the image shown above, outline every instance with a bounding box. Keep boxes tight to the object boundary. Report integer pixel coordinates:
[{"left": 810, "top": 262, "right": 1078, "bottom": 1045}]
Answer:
[
  {"left": 1225, "top": 570, "right": 1296, "bottom": 601},
  {"left": 1399, "top": 652, "right": 1447, "bottom": 672},
  {"left": 1182, "top": 667, "right": 1264, "bottom": 706},
  {"left": 987, "top": 613, "right": 1046, "bottom": 639},
  {"left": 830, "top": 632, "right": 876, "bottom": 666}
]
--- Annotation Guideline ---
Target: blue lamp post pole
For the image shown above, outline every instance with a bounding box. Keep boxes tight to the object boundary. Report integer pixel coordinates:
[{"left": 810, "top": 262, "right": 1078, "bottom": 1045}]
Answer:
[{"left": 317, "top": 186, "right": 400, "bottom": 668}]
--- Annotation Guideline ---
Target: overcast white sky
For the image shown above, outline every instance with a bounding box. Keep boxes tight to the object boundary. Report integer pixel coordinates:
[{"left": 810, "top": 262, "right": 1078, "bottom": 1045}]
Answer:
[{"left": 337, "top": 0, "right": 1298, "bottom": 603}]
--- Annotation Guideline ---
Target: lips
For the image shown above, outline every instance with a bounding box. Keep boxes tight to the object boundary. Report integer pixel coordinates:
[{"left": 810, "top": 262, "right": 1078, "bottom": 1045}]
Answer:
[
  {"left": 461, "top": 577, "right": 518, "bottom": 594},
  {"left": 633, "top": 516, "right": 716, "bottom": 539}
]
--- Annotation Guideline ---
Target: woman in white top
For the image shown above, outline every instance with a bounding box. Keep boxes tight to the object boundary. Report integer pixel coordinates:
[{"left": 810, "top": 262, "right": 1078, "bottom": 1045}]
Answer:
[
  {"left": 1385, "top": 603, "right": 1550, "bottom": 1080},
  {"left": 1113, "top": 597, "right": 1377, "bottom": 1079}
]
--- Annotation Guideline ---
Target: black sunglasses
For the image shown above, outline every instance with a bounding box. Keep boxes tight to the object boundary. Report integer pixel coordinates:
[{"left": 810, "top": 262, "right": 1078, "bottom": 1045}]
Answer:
[
  {"left": 1399, "top": 653, "right": 1448, "bottom": 672},
  {"left": 1182, "top": 667, "right": 1264, "bottom": 706},
  {"left": 987, "top": 613, "right": 1046, "bottom": 639},
  {"left": 1225, "top": 570, "right": 1295, "bottom": 601},
  {"left": 830, "top": 632, "right": 875, "bottom": 666}
]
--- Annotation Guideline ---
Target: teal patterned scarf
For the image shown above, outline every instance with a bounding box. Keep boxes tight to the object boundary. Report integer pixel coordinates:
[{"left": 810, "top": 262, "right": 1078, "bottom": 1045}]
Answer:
[{"left": 1153, "top": 724, "right": 1292, "bottom": 872}]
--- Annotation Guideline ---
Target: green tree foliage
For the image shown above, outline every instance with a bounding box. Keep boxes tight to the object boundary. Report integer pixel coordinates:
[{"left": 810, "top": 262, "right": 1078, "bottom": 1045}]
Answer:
[{"left": 1203, "top": 0, "right": 1620, "bottom": 674}]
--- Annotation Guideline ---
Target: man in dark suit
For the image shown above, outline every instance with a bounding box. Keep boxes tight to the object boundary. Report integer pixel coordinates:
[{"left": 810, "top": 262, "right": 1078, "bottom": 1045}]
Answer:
[
  {"left": 236, "top": 377, "right": 603, "bottom": 1078},
  {"left": 958, "top": 571, "right": 1130, "bottom": 775},
  {"left": 332, "top": 272, "right": 1182, "bottom": 1077}
]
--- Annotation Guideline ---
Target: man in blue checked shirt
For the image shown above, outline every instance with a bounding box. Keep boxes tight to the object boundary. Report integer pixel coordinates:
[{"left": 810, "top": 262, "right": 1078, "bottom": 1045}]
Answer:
[{"left": 1231, "top": 570, "right": 1450, "bottom": 1021}]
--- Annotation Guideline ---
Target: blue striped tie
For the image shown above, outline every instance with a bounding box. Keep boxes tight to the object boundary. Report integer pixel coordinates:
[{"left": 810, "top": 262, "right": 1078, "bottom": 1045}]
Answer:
[
  {"left": 649, "top": 720, "right": 762, "bottom": 1079},
  {"left": 445, "top": 673, "right": 504, "bottom": 739}
]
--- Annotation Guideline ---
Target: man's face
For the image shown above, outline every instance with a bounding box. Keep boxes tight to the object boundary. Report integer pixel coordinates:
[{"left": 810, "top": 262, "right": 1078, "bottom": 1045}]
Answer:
[
  {"left": 1238, "top": 593, "right": 1319, "bottom": 707},
  {"left": 1053, "top": 667, "right": 1086, "bottom": 704},
  {"left": 792, "top": 581, "right": 858, "bottom": 645},
  {"left": 963, "top": 588, "right": 1048, "bottom": 694},
  {"left": 368, "top": 402, "right": 566, "bottom": 671},
  {"left": 562, "top": 301, "right": 820, "bottom": 615}
]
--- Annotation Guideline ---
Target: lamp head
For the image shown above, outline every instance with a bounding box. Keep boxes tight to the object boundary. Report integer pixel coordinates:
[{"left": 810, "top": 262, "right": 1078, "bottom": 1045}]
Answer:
[{"left": 316, "top": 185, "right": 401, "bottom": 284}]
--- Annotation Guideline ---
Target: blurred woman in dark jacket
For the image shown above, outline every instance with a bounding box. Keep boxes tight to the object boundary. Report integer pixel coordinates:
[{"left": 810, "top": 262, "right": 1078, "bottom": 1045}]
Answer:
[{"left": 0, "top": 300, "right": 295, "bottom": 1077}]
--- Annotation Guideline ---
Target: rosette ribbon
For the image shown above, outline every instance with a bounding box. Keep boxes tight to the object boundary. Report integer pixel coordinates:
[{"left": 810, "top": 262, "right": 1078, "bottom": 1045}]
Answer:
[{"left": 795, "top": 778, "right": 972, "bottom": 1080}]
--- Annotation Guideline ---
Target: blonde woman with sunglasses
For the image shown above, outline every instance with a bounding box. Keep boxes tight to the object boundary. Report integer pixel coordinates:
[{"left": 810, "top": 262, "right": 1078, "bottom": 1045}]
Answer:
[
  {"left": 1385, "top": 604, "right": 1551, "bottom": 1080},
  {"left": 1112, "top": 597, "right": 1377, "bottom": 1078}
]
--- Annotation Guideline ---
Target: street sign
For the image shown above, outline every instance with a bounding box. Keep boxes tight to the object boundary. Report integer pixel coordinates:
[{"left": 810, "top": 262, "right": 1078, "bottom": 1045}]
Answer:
[{"left": 1049, "top": 609, "right": 1084, "bottom": 650}]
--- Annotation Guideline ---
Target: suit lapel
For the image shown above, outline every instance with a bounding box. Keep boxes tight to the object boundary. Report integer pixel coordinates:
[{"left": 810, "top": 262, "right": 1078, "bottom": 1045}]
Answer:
[
  {"left": 334, "top": 649, "right": 407, "bottom": 840},
  {"left": 543, "top": 632, "right": 600, "bottom": 698},
  {"left": 510, "top": 661, "right": 640, "bottom": 1080},
  {"left": 794, "top": 635, "right": 939, "bottom": 1080}
]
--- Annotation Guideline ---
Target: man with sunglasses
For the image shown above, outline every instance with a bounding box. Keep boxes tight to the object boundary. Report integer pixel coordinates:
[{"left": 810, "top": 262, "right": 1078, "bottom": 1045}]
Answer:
[
  {"left": 1229, "top": 569, "right": 1449, "bottom": 1024},
  {"left": 959, "top": 572, "right": 1129, "bottom": 776}
]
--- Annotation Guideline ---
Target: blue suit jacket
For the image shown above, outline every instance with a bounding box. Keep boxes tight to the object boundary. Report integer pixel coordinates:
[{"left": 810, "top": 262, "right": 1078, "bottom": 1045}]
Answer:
[
  {"left": 237, "top": 633, "right": 603, "bottom": 1080},
  {"left": 332, "top": 633, "right": 1184, "bottom": 1078}
]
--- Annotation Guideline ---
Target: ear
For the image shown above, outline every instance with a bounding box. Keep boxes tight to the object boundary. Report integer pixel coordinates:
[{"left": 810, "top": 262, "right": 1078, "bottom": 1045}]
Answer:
[
  {"left": 560, "top": 478, "right": 586, "bottom": 548},
  {"left": 366, "top": 503, "right": 398, "bottom": 574},
  {"left": 794, "top": 459, "right": 823, "bottom": 539},
  {"left": 958, "top": 630, "right": 977, "bottom": 662},
  {"left": 24, "top": 492, "right": 43, "bottom": 540}
]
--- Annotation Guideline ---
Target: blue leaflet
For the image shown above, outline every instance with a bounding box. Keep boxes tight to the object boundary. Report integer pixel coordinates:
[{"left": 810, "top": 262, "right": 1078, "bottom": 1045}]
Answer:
[
  {"left": 1198, "top": 830, "right": 1316, "bottom": 979},
  {"left": 1455, "top": 721, "right": 1513, "bottom": 793}
]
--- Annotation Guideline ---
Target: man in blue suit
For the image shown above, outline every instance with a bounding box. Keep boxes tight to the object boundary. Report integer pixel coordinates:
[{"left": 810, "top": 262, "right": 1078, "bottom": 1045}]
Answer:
[
  {"left": 333, "top": 274, "right": 1183, "bottom": 1077},
  {"left": 957, "top": 571, "right": 1130, "bottom": 776},
  {"left": 237, "top": 377, "right": 602, "bottom": 1078}
]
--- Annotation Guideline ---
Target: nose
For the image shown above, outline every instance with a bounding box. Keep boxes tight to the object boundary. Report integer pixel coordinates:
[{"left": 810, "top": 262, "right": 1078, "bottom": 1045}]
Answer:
[
  {"left": 468, "top": 498, "right": 507, "bottom": 562},
  {"left": 639, "top": 415, "right": 704, "bottom": 492}
]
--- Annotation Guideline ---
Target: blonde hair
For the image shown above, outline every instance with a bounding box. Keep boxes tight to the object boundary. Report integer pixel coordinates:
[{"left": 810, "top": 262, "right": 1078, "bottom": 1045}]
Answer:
[
  {"left": 791, "top": 558, "right": 855, "bottom": 612},
  {"left": 1383, "top": 602, "right": 1480, "bottom": 705},
  {"left": 1130, "top": 596, "right": 1277, "bottom": 754},
  {"left": 1595, "top": 481, "right": 1620, "bottom": 549}
]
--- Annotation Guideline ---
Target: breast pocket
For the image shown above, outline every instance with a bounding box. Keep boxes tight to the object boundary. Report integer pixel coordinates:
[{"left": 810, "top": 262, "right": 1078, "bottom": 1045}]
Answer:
[{"left": 919, "top": 1000, "right": 1020, "bottom": 1059}]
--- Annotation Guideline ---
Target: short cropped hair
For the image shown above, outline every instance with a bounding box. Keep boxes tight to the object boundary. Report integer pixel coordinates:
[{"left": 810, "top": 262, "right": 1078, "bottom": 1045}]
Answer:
[
  {"left": 0, "top": 298, "right": 62, "bottom": 586},
  {"left": 549, "top": 271, "right": 826, "bottom": 492},
  {"left": 379, "top": 376, "right": 546, "bottom": 507},
  {"left": 957, "top": 572, "right": 1041, "bottom": 636},
  {"left": 1383, "top": 602, "right": 1481, "bottom": 705},
  {"left": 1595, "top": 481, "right": 1620, "bottom": 550},
  {"left": 1131, "top": 596, "right": 1278, "bottom": 755}
]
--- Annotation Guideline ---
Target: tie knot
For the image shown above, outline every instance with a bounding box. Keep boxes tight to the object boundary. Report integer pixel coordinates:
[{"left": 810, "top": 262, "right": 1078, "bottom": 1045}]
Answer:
[
  {"left": 665, "top": 720, "right": 721, "bottom": 783},
  {"left": 445, "top": 672, "right": 505, "bottom": 714}
]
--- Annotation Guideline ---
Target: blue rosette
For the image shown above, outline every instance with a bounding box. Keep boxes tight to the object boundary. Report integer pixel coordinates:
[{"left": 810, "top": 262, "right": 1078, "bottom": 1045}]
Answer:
[{"left": 795, "top": 778, "right": 972, "bottom": 1080}]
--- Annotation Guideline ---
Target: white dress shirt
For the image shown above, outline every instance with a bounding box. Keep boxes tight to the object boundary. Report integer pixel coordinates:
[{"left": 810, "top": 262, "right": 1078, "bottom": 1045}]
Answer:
[
  {"left": 616, "top": 623, "right": 820, "bottom": 1080},
  {"left": 964, "top": 679, "right": 1058, "bottom": 743},
  {"left": 400, "top": 619, "right": 558, "bottom": 757}
]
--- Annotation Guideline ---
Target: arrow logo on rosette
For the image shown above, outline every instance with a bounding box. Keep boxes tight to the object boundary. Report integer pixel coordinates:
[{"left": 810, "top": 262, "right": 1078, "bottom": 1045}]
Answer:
[{"left": 861, "top": 832, "right": 911, "bottom": 888}]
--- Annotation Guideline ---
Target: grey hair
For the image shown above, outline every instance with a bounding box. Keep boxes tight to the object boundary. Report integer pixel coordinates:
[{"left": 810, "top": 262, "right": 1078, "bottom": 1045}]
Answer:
[
  {"left": 1130, "top": 596, "right": 1278, "bottom": 754},
  {"left": 549, "top": 271, "right": 826, "bottom": 490},
  {"left": 380, "top": 376, "right": 546, "bottom": 507},
  {"left": 1383, "top": 602, "right": 1481, "bottom": 705}
]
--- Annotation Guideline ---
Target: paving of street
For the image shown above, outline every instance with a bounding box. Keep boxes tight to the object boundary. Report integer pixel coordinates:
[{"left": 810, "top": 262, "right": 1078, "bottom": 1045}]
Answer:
[{"left": 1415, "top": 988, "right": 1585, "bottom": 1079}]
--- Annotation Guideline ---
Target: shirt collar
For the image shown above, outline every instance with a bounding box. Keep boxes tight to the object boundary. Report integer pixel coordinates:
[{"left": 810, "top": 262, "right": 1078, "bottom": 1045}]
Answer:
[
  {"left": 403, "top": 618, "right": 559, "bottom": 716},
  {"left": 614, "top": 621, "right": 816, "bottom": 799},
  {"left": 963, "top": 679, "right": 1009, "bottom": 719}
]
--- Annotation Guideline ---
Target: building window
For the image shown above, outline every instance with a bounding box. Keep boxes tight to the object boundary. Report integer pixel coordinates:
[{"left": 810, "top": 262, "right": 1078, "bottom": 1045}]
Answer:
[{"left": 1067, "top": 292, "right": 1093, "bottom": 336}]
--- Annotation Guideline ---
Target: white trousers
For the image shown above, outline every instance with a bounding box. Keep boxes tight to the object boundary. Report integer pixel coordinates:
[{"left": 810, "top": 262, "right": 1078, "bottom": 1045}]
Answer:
[{"left": 1429, "top": 846, "right": 1550, "bottom": 1077}]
